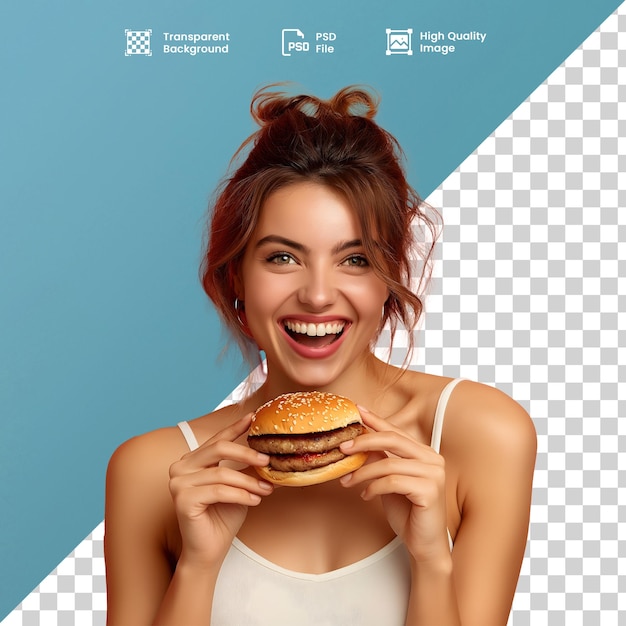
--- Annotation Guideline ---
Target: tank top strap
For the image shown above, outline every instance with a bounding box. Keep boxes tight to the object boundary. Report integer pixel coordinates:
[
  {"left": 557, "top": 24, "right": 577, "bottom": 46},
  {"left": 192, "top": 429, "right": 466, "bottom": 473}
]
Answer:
[
  {"left": 429, "top": 378, "right": 464, "bottom": 454},
  {"left": 177, "top": 421, "right": 200, "bottom": 451}
]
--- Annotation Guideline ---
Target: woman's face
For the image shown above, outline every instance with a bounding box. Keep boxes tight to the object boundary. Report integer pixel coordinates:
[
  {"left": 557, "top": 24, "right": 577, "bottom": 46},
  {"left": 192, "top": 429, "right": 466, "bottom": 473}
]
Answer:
[{"left": 238, "top": 181, "right": 389, "bottom": 391}]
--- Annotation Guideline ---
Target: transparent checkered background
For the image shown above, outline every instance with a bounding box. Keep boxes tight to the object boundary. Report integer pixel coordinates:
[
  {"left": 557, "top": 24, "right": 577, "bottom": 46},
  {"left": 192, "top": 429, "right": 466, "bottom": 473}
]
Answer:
[{"left": 2, "top": 5, "right": 624, "bottom": 624}]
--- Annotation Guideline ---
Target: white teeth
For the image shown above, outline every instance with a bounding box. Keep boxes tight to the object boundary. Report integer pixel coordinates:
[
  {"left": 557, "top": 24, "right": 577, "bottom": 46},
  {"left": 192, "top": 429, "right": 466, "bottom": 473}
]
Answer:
[{"left": 285, "top": 320, "right": 345, "bottom": 337}]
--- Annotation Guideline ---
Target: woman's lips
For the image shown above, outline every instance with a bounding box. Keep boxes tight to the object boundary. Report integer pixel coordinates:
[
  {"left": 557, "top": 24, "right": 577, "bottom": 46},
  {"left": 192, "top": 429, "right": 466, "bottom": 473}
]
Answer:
[{"left": 280, "top": 318, "right": 350, "bottom": 359}]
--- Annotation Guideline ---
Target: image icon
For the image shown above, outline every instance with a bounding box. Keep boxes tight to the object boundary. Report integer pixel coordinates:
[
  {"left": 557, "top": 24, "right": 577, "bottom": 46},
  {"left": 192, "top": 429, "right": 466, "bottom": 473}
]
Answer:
[{"left": 386, "top": 28, "right": 413, "bottom": 55}]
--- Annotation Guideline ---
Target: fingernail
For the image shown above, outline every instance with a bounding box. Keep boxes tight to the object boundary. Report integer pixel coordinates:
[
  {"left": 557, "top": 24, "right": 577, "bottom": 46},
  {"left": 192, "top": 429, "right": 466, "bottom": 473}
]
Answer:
[
  {"left": 356, "top": 404, "right": 369, "bottom": 413},
  {"left": 258, "top": 480, "right": 273, "bottom": 491},
  {"left": 250, "top": 494, "right": 262, "bottom": 504},
  {"left": 340, "top": 439, "right": 354, "bottom": 451},
  {"left": 256, "top": 452, "right": 270, "bottom": 463},
  {"left": 339, "top": 473, "right": 352, "bottom": 485}
]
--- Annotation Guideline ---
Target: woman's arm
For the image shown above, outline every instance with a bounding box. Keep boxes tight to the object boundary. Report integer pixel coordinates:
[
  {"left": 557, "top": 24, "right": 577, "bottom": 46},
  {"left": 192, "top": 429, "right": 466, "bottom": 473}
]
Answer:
[
  {"left": 341, "top": 381, "right": 536, "bottom": 626},
  {"left": 403, "top": 383, "right": 536, "bottom": 625},
  {"left": 105, "top": 415, "right": 273, "bottom": 625},
  {"left": 105, "top": 429, "right": 182, "bottom": 625},
  {"left": 444, "top": 382, "right": 537, "bottom": 625}
]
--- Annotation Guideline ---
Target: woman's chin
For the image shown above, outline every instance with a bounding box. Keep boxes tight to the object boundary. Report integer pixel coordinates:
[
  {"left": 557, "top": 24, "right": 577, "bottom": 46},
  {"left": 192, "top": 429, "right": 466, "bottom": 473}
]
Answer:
[{"left": 265, "top": 357, "right": 362, "bottom": 392}]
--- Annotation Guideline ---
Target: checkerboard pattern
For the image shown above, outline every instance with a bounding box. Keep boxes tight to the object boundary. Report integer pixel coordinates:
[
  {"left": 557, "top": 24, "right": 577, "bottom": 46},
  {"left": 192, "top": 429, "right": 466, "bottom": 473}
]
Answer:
[
  {"left": 2, "top": 5, "right": 623, "bottom": 624},
  {"left": 421, "top": 8, "right": 625, "bottom": 624},
  {"left": 1, "top": 523, "right": 107, "bottom": 626},
  {"left": 124, "top": 29, "right": 152, "bottom": 56}
]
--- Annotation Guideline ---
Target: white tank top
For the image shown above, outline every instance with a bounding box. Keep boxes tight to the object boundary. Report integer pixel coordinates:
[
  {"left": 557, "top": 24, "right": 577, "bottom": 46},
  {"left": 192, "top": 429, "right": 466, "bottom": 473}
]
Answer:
[{"left": 176, "top": 378, "right": 463, "bottom": 625}]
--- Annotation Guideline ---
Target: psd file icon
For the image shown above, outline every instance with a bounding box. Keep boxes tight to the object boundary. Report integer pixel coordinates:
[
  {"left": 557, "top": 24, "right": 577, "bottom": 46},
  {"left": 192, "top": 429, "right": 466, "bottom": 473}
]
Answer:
[
  {"left": 282, "top": 28, "right": 309, "bottom": 56},
  {"left": 386, "top": 28, "right": 413, "bottom": 55}
]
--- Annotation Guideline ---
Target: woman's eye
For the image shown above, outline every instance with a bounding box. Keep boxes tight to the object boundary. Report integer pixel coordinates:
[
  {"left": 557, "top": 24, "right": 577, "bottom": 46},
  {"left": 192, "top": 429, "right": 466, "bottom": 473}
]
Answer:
[
  {"left": 342, "top": 255, "right": 369, "bottom": 267},
  {"left": 267, "top": 252, "right": 296, "bottom": 265}
]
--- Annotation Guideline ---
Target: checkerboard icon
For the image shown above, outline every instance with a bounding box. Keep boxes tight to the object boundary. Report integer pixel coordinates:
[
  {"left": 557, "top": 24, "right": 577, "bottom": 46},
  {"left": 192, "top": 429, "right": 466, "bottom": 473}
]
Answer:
[{"left": 125, "top": 29, "right": 152, "bottom": 56}]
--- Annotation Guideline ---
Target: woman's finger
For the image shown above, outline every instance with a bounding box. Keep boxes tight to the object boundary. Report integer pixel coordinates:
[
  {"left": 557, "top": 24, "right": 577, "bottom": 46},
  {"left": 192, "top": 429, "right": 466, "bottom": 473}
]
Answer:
[
  {"left": 170, "top": 466, "right": 274, "bottom": 512},
  {"left": 341, "top": 429, "right": 436, "bottom": 463},
  {"left": 341, "top": 454, "right": 442, "bottom": 483},
  {"left": 173, "top": 482, "right": 271, "bottom": 513},
  {"left": 358, "top": 474, "right": 441, "bottom": 504},
  {"left": 200, "top": 412, "right": 255, "bottom": 447},
  {"left": 171, "top": 439, "right": 269, "bottom": 477},
  {"left": 171, "top": 464, "right": 273, "bottom": 493},
  {"left": 340, "top": 457, "right": 445, "bottom": 493}
]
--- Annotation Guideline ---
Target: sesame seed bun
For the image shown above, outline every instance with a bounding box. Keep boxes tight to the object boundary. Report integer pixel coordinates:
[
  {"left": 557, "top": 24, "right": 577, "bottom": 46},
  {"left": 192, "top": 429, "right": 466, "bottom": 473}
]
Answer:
[{"left": 248, "top": 391, "right": 368, "bottom": 487}]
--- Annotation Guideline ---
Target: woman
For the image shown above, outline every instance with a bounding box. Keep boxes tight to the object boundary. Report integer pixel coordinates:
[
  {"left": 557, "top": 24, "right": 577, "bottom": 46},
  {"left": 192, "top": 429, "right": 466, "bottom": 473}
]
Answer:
[{"left": 105, "top": 85, "right": 536, "bottom": 625}]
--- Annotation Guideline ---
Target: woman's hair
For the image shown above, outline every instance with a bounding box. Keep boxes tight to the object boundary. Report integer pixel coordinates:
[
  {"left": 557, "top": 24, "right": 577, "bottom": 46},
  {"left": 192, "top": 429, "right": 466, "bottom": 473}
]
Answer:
[{"left": 201, "top": 84, "right": 440, "bottom": 366}]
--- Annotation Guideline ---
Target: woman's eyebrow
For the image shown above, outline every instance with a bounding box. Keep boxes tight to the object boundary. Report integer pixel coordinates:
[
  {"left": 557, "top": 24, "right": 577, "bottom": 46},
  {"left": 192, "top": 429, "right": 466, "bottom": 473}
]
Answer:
[
  {"left": 254, "top": 235, "right": 363, "bottom": 255},
  {"left": 332, "top": 239, "right": 363, "bottom": 254},
  {"left": 255, "top": 235, "right": 307, "bottom": 252}
]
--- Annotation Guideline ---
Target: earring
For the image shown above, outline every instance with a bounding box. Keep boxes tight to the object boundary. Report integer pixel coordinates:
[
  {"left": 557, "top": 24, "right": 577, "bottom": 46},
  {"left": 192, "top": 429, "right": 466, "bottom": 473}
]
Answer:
[
  {"left": 234, "top": 298, "right": 246, "bottom": 328},
  {"left": 235, "top": 299, "right": 255, "bottom": 340}
]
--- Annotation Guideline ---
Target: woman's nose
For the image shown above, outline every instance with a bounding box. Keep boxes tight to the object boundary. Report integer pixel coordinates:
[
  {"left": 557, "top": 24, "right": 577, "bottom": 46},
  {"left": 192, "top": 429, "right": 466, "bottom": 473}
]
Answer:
[{"left": 297, "top": 266, "right": 337, "bottom": 309}]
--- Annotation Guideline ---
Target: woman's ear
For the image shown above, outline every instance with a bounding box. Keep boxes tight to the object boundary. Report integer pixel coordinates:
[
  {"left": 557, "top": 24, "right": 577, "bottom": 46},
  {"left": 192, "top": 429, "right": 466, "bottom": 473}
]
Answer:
[{"left": 230, "top": 266, "right": 244, "bottom": 300}]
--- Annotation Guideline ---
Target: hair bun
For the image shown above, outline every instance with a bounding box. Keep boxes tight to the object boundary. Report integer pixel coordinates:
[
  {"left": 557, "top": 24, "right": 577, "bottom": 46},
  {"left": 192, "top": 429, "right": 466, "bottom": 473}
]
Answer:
[
  {"left": 251, "top": 84, "right": 379, "bottom": 126},
  {"left": 328, "top": 86, "right": 379, "bottom": 119}
]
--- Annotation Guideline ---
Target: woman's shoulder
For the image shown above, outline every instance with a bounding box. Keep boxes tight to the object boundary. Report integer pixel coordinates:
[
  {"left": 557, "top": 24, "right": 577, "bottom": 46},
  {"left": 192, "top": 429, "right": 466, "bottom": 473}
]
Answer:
[
  {"left": 104, "top": 425, "right": 183, "bottom": 533},
  {"left": 106, "top": 404, "right": 242, "bottom": 482},
  {"left": 393, "top": 370, "right": 536, "bottom": 462},
  {"left": 107, "top": 425, "right": 187, "bottom": 477},
  {"left": 398, "top": 370, "right": 535, "bottom": 440},
  {"left": 105, "top": 426, "right": 190, "bottom": 525},
  {"left": 104, "top": 404, "right": 245, "bottom": 548},
  {"left": 443, "top": 379, "right": 537, "bottom": 452},
  {"left": 438, "top": 378, "right": 537, "bottom": 504}
]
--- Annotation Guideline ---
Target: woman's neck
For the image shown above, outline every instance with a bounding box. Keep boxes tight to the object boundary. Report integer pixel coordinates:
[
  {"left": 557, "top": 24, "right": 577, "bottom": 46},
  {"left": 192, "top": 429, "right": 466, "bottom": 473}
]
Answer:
[{"left": 252, "top": 352, "right": 404, "bottom": 409}]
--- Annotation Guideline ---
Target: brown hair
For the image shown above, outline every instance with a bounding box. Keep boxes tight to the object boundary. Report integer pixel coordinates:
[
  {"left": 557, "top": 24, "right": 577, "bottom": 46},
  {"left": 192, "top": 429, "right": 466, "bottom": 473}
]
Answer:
[{"left": 201, "top": 84, "right": 440, "bottom": 365}]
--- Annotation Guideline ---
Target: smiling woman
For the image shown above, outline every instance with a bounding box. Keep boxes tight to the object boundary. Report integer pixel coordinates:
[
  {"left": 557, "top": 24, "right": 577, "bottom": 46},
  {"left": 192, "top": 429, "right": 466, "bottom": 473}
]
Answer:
[
  {"left": 104, "top": 84, "right": 536, "bottom": 626},
  {"left": 235, "top": 182, "right": 391, "bottom": 390},
  {"left": 201, "top": 85, "right": 439, "bottom": 368}
]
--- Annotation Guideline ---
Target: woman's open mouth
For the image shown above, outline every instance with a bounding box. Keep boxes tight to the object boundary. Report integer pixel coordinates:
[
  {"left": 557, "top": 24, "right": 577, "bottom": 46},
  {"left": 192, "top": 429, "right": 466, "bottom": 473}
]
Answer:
[{"left": 283, "top": 319, "right": 346, "bottom": 350}]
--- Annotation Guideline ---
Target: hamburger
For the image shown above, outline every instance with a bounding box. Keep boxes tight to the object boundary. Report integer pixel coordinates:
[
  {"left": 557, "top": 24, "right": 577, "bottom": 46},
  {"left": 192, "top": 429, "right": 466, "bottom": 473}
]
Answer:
[{"left": 247, "top": 391, "right": 368, "bottom": 487}]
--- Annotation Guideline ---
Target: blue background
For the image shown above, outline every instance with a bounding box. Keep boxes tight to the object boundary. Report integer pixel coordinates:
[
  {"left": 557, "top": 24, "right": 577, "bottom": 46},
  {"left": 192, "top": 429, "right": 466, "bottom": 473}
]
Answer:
[{"left": 0, "top": 0, "right": 622, "bottom": 618}]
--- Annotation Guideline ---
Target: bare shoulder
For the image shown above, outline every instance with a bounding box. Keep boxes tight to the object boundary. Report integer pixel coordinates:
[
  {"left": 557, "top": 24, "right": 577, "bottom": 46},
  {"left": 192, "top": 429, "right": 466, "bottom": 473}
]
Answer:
[
  {"left": 105, "top": 425, "right": 192, "bottom": 546},
  {"left": 107, "top": 425, "right": 188, "bottom": 488},
  {"left": 442, "top": 379, "right": 537, "bottom": 509},
  {"left": 107, "top": 403, "right": 242, "bottom": 477},
  {"left": 445, "top": 380, "right": 536, "bottom": 454},
  {"left": 106, "top": 404, "right": 244, "bottom": 512},
  {"left": 104, "top": 408, "right": 241, "bottom": 622}
]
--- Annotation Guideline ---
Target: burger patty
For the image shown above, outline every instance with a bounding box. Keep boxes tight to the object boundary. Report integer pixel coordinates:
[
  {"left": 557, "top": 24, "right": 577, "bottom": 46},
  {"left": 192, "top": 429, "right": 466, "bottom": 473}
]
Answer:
[
  {"left": 268, "top": 448, "right": 345, "bottom": 472},
  {"left": 247, "top": 423, "right": 366, "bottom": 455}
]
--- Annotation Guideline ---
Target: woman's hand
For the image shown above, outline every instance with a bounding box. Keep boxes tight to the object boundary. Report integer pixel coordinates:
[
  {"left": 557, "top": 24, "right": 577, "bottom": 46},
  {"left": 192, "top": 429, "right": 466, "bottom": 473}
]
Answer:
[
  {"left": 339, "top": 406, "right": 450, "bottom": 565},
  {"left": 168, "top": 414, "right": 274, "bottom": 569}
]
